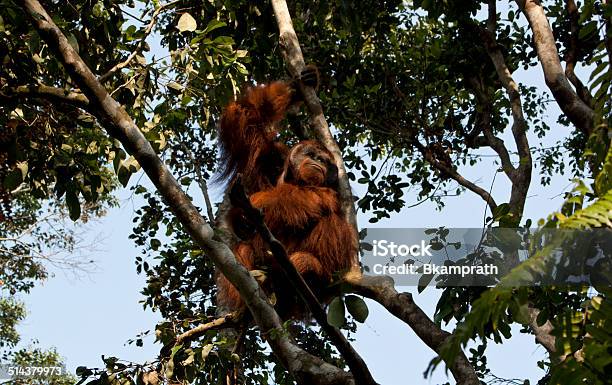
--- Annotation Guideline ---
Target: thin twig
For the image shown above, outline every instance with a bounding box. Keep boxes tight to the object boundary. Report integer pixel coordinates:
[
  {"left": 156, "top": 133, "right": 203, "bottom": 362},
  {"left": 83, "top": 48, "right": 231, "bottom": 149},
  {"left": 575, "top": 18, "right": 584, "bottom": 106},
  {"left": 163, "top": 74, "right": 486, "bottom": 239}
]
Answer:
[
  {"left": 99, "top": 1, "right": 179, "bottom": 82},
  {"left": 175, "top": 313, "right": 237, "bottom": 345},
  {"left": 181, "top": 144, "right": 215, "bottom": 224}
]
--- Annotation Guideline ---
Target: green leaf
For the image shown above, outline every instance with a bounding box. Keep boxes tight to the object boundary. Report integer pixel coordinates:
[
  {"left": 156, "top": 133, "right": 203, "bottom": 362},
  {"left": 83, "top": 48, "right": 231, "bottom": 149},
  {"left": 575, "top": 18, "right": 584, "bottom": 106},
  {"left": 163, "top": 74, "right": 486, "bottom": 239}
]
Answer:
[
  {"left": 536, "top": 308, "right": 549, "bottom": 327},
  {"left": 66, "top": 32, "right": 79, "bottom": 53},
  {"left": 345, "top": 295, "right": 369, "bottom": 323},
  {"left": 3, "top": 169, "right": 22, "bottom": 190},
  {"left": 167, "top": 81, "right": 183, "bottom": 92},
  {"left": 200, "top": 344, "right": 213, "bottom": 361},
  {"left": 213, "top": 36, "right": 234, "bottom": 46},
  {"left": 177, "top": 13, "right": 197, "bottom": 32},
  {"left": 327, "top": 296, "right": 345, "bottom": 327},
  {"left": 514, "top": 303, "right": 531, "bottom": 325},
  {"left": 150, "top": 238, "right": 161, "bottom": 250},
  {"left": 181, "top": 351, "right": 195, "bottom": 366},
  {"left": 117, "top": 167, "right": 131, "bottom": 187},
  {"left": 203, "top": 19, "right": 226, "bottom": 34},
  {"left": 65, "top": 189, "right": 81, "bottom": 221},
  {"left": 492, "top": 203, "right": 510, "bottom": 219},
  {"left": 418, "top": 273, "right": 434, "bottom": 293},
  {"left": 170, "top": 344, "right": 183, "bottom": 358},
  {"left": 578, "top": 21, "right": 597, "bottom": 39},
  {"left": 76, "top": 366, "right": 92, "bottom": 377},
  {"left": 92, "top": 1, "right": 104, "bottom": 17}
]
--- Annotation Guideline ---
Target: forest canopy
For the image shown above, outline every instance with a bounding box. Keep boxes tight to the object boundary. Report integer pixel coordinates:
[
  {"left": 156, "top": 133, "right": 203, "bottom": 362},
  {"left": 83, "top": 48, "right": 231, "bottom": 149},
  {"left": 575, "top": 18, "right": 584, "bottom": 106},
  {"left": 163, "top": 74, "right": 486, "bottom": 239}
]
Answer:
[{"left": 0, "top": 0, "right": 610, "bottom": 384}]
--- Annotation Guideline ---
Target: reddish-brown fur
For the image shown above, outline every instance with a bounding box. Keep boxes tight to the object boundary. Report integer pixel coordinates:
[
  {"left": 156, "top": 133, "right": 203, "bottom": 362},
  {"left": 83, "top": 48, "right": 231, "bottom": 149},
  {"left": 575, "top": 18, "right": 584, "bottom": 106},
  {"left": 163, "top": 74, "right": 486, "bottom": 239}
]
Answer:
[
  {"left": 216, "top": 78, "right": 356, "bottom": 317},
  {"left": 217, "top": 82, "right": 292, "bottom": 193}
]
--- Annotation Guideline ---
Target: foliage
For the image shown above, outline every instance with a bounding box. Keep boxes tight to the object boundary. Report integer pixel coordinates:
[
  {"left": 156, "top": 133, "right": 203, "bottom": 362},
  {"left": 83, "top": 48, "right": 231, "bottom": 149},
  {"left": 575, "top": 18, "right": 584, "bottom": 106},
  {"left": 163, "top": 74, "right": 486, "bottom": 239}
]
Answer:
[
  {"left": 0, "top": 297, "right": 26, "bottom": 351},
  {"left": 1, "top": 0, "right": 610, "bottom": 384},
  {"left": 7, "top": 345, "right": 77, "bottom": 385},
  {"left": 548, "top": 288, "right": 612, "bottom": 384},
  {"left": 429, "top": 143, "right": 612, "bottom": 381},
  {"left": 0, "top": 0, "right": 119, "bottom": 362}
]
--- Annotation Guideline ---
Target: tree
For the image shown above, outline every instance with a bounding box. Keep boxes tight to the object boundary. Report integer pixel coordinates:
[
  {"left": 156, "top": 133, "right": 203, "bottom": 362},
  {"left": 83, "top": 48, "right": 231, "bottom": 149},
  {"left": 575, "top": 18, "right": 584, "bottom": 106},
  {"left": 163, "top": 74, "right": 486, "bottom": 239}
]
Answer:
[
  {"left": 6, "top": 345, "right": 77, "bottom": 385},
  {"left": 0, "top": 0, "right": 610, "bottom": 384}
]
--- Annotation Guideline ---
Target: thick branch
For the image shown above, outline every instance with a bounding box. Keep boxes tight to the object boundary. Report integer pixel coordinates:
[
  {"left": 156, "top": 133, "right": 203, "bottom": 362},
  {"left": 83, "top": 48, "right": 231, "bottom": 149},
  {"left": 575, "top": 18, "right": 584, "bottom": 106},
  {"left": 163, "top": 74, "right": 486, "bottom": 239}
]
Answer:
[
  {"left": 99, "top": 1, "right": 178, "bottom": 82},
  {"left": 480, "top": 3, "right": 532, "bottom": 218},
  {"left": 270, "top": 0, "right": 359, "bottom": 271},
  {"left": 230, "top": 179, "right": 377, "bottom": 385},
  {"left": 474, "top": 9, "right": 556, "bottom": 350},
  {"left": 516, "top": 0, "right": 595, "bottom": 135},
  {"left": 18, "top": 1, "right": 352, "bottom": 383},
  {"left": 346, "top": 275, "right": 480, "bottom": 385},
  {"left": 0, "top": 84, "right": 89, "bottom": 109}
]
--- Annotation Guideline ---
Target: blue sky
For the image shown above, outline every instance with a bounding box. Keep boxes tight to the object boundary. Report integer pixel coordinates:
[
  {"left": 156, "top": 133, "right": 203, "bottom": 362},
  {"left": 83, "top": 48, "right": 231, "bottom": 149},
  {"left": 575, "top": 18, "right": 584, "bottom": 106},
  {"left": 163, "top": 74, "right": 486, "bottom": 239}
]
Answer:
[
  {"left": 10, "top": 2, "right": 587, "bottom": 384},
  {"left": 15, "top": 115, "right": 568, "bottom": 384}
]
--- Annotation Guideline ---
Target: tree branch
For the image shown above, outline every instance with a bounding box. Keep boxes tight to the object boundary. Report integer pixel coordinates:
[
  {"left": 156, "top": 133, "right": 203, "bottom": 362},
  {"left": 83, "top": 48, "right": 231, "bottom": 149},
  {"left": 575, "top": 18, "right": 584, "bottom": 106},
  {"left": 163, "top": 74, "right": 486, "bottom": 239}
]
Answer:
[
  {"left": 17, "top": 1, "right": 353, "bottom": 383},
  {"left": 413, "top": 140, "right": 498, "bottom": 213},
  {"left": 98, "top": 1, "right": 179, "bottom": 82},
  {"left": 175, "top": 313, "right": 237, "bottom": 346},
  {"left": 0, "top": 84, "right": 89, "bottom": 109},
  {"left": 476, "top": 9, "right": 557, "bottom": 354},
  {"left": 181, "top": 144, "right": 215, "bottom": 224},
  {"left": 516, "top": 0, "right": 595, "bottom": 135},
  {"left": 345, "top": 275, "right": 480, "bottom": 385},
  {"left": 466, "top": 75, "right": 517, "bottom": 180},
  {"left": 229, "top": 179, "right": 378, "bottom": 385},
  {"left": 526, "top": 306, "right": 565, "bottom": 364},
  {"left": 480, "top": 2, "right": 532, "bottom": 219},
  {"left": 564, "top": 0, "right": 594, "bottom": 108},
  {"left": 270, "top": 0, "right": 359, "bottom": 271}
]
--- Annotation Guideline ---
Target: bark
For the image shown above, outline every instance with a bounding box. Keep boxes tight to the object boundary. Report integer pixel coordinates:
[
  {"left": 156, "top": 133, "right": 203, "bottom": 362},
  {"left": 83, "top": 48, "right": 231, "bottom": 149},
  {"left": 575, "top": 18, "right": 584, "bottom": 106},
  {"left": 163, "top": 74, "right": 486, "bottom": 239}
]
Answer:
[
  {"left": 527, "top": 307, "right": 561, "bottom": 362},
  {"left": 0, "top": 84, "right": 89, "bottom": 109},
  {"left": 486, "top": 5, "right": 565, "bottom": 353},
  {"left": 516, "top": 0, "right": 595, "bottom": 135},
  {"left": 175, "top": 313, "right": 237, "bottom": 346},
  {"left": 17, "top": 1, "right": 353, "bottom": 383}
]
